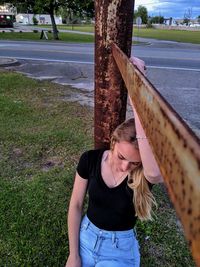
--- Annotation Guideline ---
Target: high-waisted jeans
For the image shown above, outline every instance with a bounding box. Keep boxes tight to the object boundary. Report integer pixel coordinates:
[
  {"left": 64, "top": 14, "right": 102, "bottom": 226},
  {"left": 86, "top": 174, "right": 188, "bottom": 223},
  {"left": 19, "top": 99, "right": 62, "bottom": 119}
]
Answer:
[{"left": 79, "top": 215, "right": 140, "bottom": 267}]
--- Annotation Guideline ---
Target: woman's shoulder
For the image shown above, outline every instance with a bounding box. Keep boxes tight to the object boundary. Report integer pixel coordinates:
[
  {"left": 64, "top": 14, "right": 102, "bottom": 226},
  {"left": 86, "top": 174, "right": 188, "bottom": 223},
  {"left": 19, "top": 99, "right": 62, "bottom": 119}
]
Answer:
[
  {"left": 77, "top": 148, "right": 106, "bottom": 179},
  {"left": 80, "top": 148, "right": 106, "bottom": 160}
]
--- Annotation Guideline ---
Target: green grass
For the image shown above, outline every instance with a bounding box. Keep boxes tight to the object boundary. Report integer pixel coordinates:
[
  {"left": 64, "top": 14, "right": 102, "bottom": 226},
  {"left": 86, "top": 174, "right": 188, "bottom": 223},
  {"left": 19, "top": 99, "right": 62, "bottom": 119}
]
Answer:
[
  {"left": 37, "top": 24, "right": 200, "bottom": 44},
  {"left": 0, "top": 31, "right": 94, "bottom": 42},
  {"left": 36, "top": 24, "right": 95, "bottom": 33},
  {"left": 2, "top": 26, "right": 199, "bottom": 44},
  {"left": 0, "top": 70, "right": 195, "bottom": 266},
  {"left": 0, "top": 71, "right": 93, "bottom": 266},
  {"left": 33, "top": 24, "right": 200, "bottom": 43},
  {"left": 133, "top": 28, "right": 200, "bottom": 44},
  {"left": 137, "top": 185, "right": 195, "bottom": 266}
]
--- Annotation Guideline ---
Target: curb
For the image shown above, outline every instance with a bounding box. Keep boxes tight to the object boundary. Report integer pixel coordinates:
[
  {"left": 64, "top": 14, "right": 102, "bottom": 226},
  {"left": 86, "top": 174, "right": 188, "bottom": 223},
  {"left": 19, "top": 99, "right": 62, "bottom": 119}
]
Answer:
[
  {"left": 133, "top": 41, "right": 151, "bottom": 46},
  {"left": 0, "top": 58, "right": 20, "bottom": 67}
]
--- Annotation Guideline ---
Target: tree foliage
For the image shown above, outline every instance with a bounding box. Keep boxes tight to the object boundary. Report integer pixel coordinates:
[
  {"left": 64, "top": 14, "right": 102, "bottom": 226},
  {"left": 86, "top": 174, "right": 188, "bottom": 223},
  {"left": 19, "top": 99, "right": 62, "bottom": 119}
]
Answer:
[
  {"left": 134, "top": 5, "right": 148, "bottom": 24},
  {"left": 0, "top": 0, "right": 94, "bottom": 39},
  {"left": 150, "top": 16, "right": 164, "bottom": 24},
  {"left": 59, "top": 0, "right": 94, "bottom": 24}
]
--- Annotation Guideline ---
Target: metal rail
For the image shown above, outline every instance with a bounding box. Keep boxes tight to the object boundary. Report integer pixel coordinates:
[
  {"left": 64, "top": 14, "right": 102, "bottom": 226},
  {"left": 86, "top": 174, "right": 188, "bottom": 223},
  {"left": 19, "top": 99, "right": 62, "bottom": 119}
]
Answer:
[{"left": 112, "top": 43, "right": 200, "bottom": 266}]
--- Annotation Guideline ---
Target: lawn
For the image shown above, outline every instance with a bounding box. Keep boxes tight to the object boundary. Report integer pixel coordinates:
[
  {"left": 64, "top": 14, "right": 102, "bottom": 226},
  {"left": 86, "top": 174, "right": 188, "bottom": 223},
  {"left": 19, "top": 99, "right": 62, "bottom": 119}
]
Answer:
[
  {"left": 0, "top": 31, "right": 94, "bottom": 43},
  {"left": 0, "top": 70, "right": 93, "bottom": 266},
  {"left": 1, "top": 25, "right": 200, "bottom": 44},
  {"left": 133, "top": 28, "right": 200, "bottom": 44},
  {"left": 0, "top": 70, "right": 195, "bottom": 266},
  {"left": 36, "top": 24, "right": 200, "bottom": 44},
  {"left": 36, "top": 24, "right": 95, "bottom": 33}
]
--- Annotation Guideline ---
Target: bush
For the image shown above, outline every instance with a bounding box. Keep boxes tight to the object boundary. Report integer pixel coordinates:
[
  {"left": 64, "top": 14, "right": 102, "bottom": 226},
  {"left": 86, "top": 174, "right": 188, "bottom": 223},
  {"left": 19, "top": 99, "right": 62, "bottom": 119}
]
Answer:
[{"left": 146, "top": 21, "right": 154, "bottom": 28}]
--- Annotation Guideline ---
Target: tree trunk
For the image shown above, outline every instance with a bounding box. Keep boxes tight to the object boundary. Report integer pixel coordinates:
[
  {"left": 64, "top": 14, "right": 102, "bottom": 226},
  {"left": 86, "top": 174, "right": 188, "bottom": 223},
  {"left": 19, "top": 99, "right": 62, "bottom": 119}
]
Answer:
[
  {"left": 49, "top": 11, "right": 59, "bottom": 40},
  {"left": 94, "top": 0, "right": 135, "bottom": 149}
]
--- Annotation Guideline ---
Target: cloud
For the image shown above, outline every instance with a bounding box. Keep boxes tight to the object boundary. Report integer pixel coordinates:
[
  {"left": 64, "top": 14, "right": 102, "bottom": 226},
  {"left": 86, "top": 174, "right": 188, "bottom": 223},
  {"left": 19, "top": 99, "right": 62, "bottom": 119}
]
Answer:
[{"left": 135, "top": 0, "right": 200, "bottom": 18}]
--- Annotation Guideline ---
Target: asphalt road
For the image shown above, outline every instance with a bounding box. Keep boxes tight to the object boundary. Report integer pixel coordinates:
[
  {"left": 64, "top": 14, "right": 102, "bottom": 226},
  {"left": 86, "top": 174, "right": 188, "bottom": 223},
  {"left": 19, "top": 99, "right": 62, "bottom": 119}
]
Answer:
[
  {"left": 0, "top": 39, "right": 200, "bottom": 136},
  {"left": 0, "top": 40, "right": 200, "bottom": 70}
]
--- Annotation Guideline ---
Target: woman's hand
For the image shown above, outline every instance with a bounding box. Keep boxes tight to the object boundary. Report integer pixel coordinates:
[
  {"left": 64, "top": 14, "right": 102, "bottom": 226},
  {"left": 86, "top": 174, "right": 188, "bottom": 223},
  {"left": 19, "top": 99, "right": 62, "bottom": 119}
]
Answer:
[
  {"left": 129, "top": 56, "right": 146, "bottom": 75},
  {"left": 65, "top": 254, "right": 81, "bottom": 267}
]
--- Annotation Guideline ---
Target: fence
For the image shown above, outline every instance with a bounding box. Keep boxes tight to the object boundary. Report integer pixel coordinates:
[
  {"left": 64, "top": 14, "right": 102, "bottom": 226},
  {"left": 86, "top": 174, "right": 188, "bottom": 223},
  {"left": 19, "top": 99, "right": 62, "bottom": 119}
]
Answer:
[{"left": 112, "top": 43, "right": 200, "bottom": 266}]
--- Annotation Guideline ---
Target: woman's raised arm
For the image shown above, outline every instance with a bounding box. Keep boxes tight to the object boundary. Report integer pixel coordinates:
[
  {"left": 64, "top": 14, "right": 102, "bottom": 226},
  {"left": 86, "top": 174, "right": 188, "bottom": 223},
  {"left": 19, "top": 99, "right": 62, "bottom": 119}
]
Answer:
[{"left": 129, "top": 56, "right": 163, "bottom": 184}]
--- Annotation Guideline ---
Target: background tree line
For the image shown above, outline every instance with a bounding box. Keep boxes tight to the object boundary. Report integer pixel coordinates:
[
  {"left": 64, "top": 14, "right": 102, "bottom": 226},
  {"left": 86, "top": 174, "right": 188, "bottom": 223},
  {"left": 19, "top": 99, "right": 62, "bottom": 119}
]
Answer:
[
  {"left": 134, "top": 5, "right": 164, "bottom": 25},
  {"left": 0, "top": 0, "right": 94, "bottom": 39},
  {"left": 134, "top": 5, "right": 200, "bottom": 26},
  {"left": 1, "top": 1, "right": 200, "bottom": 40}
]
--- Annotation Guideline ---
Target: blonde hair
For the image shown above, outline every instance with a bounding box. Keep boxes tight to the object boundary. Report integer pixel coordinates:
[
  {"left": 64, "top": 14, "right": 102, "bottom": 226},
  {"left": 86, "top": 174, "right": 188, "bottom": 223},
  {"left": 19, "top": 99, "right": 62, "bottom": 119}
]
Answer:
[{"left": 111, "top": 118, "right": 157, "bottom": 221}]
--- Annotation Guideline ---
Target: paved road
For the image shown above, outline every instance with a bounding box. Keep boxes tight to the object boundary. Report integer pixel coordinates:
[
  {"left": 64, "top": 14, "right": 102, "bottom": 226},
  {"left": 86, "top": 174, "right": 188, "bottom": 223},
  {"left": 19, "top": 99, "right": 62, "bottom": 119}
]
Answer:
[
  {"left": 0, "top": 39, "right": 199, "bottom": 136},
  {"left": 0, "top": 40, "right": 200, "bottom": 71}
]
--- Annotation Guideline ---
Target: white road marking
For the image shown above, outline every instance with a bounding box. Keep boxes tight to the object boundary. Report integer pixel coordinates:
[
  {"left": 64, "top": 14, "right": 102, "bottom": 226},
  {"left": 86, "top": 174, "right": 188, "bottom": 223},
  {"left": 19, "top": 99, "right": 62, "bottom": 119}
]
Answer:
[
  {"left": 1, "top": 56, "right": 200, "bottom": 71},
  {"left": 148, "top": 65, "right": 200, "bottom": 72},
  {"left": 0, "top": 56, "right": 94, "bottom": 65}
]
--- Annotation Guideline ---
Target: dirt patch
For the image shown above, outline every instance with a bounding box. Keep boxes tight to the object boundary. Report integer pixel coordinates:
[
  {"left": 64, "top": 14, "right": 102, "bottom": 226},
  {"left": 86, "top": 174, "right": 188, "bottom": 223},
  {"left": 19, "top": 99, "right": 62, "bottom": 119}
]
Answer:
[
  {"left": 42, "top": 156, "right": 64, "bottom": 172},
  {"left": 7, "top": 59, "right": 94, "bottom": 91}
]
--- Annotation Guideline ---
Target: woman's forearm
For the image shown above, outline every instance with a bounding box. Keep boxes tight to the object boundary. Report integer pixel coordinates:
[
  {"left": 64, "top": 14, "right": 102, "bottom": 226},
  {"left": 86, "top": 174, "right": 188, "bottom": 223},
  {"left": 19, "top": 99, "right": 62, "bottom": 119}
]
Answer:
[
  {"left": 67, "top": 203, "right": 83, "bottom": 257},
  {"left": 134, "top": 108, "right": 163, "bottom": 184},
  {"left": 129, "top": 56, "right": 163, "bottom": 184},
  {"left": 66, "top": 174, "right": 88, "bottom": 267}
]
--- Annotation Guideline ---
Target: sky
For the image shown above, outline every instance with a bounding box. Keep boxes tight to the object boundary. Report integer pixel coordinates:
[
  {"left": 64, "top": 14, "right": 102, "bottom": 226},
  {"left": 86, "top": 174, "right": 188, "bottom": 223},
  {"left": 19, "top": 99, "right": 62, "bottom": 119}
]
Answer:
[{"left": 135, "top": 0, "right": 200, "bottom": 19}]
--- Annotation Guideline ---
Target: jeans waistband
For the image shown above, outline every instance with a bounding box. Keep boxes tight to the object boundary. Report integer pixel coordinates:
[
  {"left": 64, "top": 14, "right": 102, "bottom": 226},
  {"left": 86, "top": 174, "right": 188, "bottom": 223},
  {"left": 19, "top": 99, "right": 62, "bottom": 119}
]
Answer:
[{"left": 81, "top": 215, "right": 135, "bottom": 238}]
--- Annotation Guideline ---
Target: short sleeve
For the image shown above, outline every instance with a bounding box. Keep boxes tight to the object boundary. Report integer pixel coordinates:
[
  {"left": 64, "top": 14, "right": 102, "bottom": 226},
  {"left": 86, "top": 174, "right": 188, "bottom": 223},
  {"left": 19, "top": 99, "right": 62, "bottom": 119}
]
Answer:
[{"left": 76, "top": 151, "right": 89, "bottom": 179}]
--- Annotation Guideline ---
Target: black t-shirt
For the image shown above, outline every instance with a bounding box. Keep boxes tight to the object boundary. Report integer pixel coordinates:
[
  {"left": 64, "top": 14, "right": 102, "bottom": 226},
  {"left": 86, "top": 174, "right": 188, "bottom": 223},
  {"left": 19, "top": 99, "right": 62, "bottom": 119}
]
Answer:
[{"left": 77, "top": 149, "right": 137, "bottom": 231}]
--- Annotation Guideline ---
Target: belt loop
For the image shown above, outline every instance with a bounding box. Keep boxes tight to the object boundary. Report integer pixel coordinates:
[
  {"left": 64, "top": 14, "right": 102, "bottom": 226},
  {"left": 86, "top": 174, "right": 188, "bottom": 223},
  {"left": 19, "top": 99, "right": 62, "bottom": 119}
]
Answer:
[
  {"left": 112, "top": 232, "right": 116, "bottom": 244},
  {"left": 85, "top": 216, "right": 90, "bottom": 229},
  {"left": 82, "top": 215, "right": 90, "bottom": 230}
]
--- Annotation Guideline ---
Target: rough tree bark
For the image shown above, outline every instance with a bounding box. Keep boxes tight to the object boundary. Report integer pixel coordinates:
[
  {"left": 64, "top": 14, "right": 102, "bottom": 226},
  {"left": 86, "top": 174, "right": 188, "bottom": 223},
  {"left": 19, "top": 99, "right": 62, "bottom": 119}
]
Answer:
[
  {"left": 49, "top": 8, "right": 59, "bottom": 40},
  {"left": 94, "top": 0, "right": 135, "bottom": 149}
]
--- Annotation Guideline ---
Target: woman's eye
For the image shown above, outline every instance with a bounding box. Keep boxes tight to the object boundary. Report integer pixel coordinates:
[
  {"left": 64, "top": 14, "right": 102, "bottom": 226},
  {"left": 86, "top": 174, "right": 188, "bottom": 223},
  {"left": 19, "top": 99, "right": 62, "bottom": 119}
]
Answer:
[{"left": 132, "top": 162, "right": 141, "bottom": 166}]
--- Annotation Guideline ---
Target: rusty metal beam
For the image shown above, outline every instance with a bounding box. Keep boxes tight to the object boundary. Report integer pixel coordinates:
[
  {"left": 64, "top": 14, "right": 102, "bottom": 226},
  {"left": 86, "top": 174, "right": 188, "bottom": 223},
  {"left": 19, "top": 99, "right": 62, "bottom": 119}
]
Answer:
[
  {"left": 112, "top": 43, "right": 200, "bottom": 266},
  {"left": 94, "top": 0, "right": 134, "bottom": 149}
]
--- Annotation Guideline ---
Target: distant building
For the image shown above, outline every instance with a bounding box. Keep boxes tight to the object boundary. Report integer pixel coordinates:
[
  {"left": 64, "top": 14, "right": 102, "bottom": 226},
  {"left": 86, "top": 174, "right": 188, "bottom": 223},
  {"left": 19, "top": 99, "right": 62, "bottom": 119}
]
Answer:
[
  {"left": 16, "top": 14, "right": 62, "bottom": 25},
  {"left": 0, "top": 3, "right": 16, "bottom": 14},
  {"left": 188, "top": 19, "right": 200, "bottom": 27},
  {"left": 164, "top": 18, "right": 177, "bottom": 26},
  {"left": 174, "top": 18, "right": 200, "bottom": 27}
]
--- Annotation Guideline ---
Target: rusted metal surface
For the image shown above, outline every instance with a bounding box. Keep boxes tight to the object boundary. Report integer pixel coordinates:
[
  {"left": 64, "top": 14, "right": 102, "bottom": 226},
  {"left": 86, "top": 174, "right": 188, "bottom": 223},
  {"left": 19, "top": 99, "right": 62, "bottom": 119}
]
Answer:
[
  {"left": 112, "top": 43, "right": 200, "bottom": 266},
  {"left": 94, "top": 0, "right": 134, "bottom": 149}
]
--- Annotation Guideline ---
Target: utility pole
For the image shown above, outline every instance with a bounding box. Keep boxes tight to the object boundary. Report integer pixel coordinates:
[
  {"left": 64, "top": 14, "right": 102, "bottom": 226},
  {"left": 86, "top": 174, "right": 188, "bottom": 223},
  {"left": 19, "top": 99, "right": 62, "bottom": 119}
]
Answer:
[{"left": 94, "top": 0, "right": 135, "bottom": 149}]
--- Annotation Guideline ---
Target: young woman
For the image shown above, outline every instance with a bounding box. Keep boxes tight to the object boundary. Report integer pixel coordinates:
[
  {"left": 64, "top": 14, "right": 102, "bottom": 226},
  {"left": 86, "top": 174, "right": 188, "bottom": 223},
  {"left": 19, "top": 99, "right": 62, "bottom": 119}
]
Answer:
[{"left": 65, "top": 58, "right": 163, "bottom": 267}]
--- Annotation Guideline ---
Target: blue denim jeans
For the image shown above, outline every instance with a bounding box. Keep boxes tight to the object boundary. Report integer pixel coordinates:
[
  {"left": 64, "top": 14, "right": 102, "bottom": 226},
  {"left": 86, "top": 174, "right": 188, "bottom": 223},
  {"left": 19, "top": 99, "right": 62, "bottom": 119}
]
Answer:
[{"left": 79, "top": 215, "right": 140, "bottom": 267}]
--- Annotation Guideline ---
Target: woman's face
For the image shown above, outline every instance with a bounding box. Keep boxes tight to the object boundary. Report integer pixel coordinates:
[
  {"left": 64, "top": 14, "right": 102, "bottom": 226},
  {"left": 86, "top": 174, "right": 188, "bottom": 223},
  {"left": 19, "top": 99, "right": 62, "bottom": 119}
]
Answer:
[{"left": 111, "top": 141, "right": 141, "bottom": 173}]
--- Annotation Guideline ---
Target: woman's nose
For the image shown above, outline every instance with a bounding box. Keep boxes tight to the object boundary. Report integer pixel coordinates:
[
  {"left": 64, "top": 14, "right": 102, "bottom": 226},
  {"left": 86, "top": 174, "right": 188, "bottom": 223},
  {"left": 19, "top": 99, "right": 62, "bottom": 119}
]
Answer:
[{"left": 121, "top": 161, "right": 130, "bottom": 172}]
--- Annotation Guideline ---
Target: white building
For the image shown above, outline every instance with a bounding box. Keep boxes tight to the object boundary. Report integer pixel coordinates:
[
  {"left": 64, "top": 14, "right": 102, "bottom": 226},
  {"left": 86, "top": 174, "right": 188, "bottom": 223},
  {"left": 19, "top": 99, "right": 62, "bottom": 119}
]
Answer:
[
  {"left": 0, "top": 3, "right": 16, "bottom": 14},
  {"left": 164, "top": 18, "right": 177, "bottom": 26},
  {"left": 16, "top": 13, "right": 62, "bottom": 25}
]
